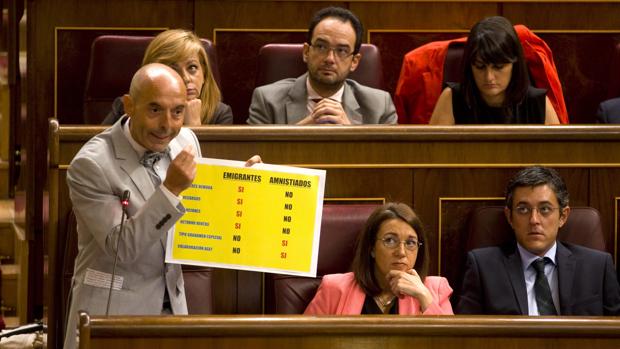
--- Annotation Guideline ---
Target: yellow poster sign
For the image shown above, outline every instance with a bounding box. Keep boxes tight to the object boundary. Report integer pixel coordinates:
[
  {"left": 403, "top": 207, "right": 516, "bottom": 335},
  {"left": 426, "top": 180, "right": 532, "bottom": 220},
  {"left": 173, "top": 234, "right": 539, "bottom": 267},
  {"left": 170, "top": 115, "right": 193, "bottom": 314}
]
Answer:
[{"left": 165, "top": 158, "right": 326, "bottom": 277}]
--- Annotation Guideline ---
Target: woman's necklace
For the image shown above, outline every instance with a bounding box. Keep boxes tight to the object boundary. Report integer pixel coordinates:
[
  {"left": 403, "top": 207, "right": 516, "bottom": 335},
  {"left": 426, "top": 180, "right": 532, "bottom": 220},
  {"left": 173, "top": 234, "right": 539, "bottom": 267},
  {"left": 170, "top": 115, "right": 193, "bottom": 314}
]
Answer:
[{"left": 374, "top": 294, "right": 395, "bottom": 309}]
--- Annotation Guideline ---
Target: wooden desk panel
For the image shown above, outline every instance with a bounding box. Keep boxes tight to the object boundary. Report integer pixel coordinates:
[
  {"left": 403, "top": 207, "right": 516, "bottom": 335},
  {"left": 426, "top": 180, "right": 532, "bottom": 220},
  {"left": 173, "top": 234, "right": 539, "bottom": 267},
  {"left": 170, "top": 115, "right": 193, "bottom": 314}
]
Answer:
[
  {"left": 50, "top": 125, "right": 620, "bottom": 349},
  {"left": 78, "top": 313, "right": 620, "bottom": 349}
]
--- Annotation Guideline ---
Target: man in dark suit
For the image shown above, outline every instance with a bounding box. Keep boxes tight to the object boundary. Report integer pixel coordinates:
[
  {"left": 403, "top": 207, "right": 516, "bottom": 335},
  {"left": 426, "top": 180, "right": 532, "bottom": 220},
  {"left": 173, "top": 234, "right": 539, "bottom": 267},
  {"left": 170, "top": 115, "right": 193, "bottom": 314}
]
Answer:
[
  {"left": 247, "top": 6, "right": 397, "bottom": 125},
  {"left": 597, "top": 97, "right": 620, "bottom": 124},
  {"left": 457, "top": 166, "right": 620, "bottom": 315}
]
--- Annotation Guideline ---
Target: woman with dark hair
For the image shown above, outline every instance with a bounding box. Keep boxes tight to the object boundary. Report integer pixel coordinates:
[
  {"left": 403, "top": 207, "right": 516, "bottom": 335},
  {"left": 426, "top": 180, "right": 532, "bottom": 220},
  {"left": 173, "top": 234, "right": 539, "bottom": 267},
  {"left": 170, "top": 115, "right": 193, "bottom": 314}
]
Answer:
[
  {"left": 304, "top": 203, "right": 453, "bottom": 315},
  {"left": 430, "top": 16, "right": 559, "bottom": 124}
]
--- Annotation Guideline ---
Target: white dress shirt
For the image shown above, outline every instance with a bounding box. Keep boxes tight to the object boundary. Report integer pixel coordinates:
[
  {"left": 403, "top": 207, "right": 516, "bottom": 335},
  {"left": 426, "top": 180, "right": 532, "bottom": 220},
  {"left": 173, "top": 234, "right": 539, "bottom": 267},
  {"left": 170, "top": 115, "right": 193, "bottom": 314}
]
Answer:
[{"left": 123, "top": 117, "right": 181, "bottom": 205}]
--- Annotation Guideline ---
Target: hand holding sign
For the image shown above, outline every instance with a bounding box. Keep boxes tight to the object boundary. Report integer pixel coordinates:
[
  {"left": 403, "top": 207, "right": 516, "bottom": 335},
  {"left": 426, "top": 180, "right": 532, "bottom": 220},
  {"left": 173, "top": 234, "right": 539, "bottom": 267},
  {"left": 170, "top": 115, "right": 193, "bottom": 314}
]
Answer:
[{"left": 166, "top": 158, "right": 326, "bottom": 277}]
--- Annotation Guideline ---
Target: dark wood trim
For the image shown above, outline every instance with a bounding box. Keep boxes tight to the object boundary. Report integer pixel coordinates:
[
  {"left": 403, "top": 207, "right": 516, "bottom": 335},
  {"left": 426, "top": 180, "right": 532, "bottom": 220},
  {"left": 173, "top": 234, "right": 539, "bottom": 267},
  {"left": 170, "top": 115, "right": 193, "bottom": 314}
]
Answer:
[
  {"left": 82, "top": 315, "right": 620, "bottom": 337},
  {"left": 56, "top": 125, "right": 620, "bottom": 142}
]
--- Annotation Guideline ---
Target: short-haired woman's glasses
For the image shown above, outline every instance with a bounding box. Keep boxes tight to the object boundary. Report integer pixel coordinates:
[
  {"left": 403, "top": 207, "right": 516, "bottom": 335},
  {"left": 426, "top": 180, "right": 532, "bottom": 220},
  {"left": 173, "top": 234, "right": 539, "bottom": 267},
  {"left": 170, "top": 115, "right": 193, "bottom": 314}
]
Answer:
[
  {"left": 377, "top": 236, "right": 422, "bottom": 251},
  {"left": 310, "top": 42, "right": 353, "bottom": 60},
  {"left": 514, "top": 205, "right": 559, "bottom": 217}
]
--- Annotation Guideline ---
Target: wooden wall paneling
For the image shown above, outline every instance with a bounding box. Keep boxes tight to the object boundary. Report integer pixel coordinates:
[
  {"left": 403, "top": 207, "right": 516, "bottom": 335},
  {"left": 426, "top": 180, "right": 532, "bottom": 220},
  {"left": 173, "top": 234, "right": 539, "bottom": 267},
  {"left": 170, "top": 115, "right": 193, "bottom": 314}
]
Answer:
[
  {"left": 26, "top": 0, "right": 64, "bottom": 336},
  {"left": 614, "top": 196, "right": 620, "bottom": 262},
  {"left": 536, "top": 32, "right": 620, "bottom": 123},
  {"left": 504, "top": 4, "right": 620, "bottom": 30},
  {"left": 212, "top": 30, "right": 307, "bottom": 124},
  {"left": 195, "top": 1, "right": 344, "bottom": 36},
  {"left": 555, "top": 167, "right": 590, "bottom": 208},
  {"left": 411, "top": 168, "right": 512, "bottom": 275},
  {"left": 589, "top": 169, "right": 620, "bottom": 264},
  {"left": 505, "top": 3, "right": 620, "bottom": 122},
  {"left": 55, "top": 28, "right": 165, "bottom": 124},
  {"left": 237, "top": 271, "right": 263, "bottom": 314},
  {"left": 211, "top": 269, "right": 263, "bottom": 314},
  {"left": 0, "top": 163, "right": 7, "bottom": 198},
  {"left": 324, "top": 198, "right": 386, "bottom": 204},
  {"left": 211, "top": 268, "right": 238, "bottom": 314},
  {"left": 438, "top": 196, "right": 505, "bottom": 304},
  {"left": 193, "top": 125, "right": 620, "bottom": 165},
  {"left": 352, "top": 2, "right": 497, "bottom": 31},
  {"left": 201, "top": 138, "right": 444, "bottom": 165},
  {"left": 321, "top": 168, "right": 413, "bottom": 205},
  {"left": 548, "top": 168, "right": 611, "bottom": 255}
]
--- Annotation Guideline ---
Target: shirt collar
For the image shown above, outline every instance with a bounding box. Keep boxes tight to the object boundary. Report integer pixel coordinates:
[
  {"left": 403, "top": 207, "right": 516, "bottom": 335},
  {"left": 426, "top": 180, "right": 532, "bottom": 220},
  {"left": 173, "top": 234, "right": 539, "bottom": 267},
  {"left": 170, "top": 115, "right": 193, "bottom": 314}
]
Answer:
[
  {"left": 517, "top": 241, "right": 557, "bottom": 270},
  {"left": 306, "top": 76, "right": 345, "bottom": 103},
  {"left": 122, "top": 116, "right": 148, "bottom": 158}
]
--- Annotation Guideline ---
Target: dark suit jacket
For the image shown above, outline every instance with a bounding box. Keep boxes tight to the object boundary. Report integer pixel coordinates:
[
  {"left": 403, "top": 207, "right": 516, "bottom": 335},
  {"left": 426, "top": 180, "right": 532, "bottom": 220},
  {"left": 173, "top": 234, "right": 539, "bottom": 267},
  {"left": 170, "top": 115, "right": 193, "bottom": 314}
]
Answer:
[
  {"left": 456, "top": 241, "right": 620, "bottom": 315},
  {"left": 102, "top": 96, "right": 234, "bottom": 125},
  {"left": 597, "top": 97, "right": 620, "bottom": 124}
]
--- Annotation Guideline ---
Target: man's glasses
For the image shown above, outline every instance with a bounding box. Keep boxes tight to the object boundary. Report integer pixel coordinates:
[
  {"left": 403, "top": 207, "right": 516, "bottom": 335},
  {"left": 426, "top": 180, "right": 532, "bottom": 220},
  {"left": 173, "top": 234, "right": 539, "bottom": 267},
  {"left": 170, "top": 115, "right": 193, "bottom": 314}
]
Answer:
[
  {"left": 309, "top": 42, "right": 354, "bottom": 60},
  {"left": 377, "top": 235, "right": 422, "bottom": 251},
  {"left": 513, "top": 205, "right": 560, "bottom": 217}
]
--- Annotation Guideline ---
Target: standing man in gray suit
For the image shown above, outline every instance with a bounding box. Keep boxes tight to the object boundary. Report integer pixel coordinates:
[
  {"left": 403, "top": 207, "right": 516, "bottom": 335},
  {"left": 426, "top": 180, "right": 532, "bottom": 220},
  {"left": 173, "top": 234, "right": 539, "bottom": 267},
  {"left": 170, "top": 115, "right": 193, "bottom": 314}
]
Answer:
[
  {"left": 247, "top": 7, "right": 397, "bottom": 125},
  {"left": 64, "top": 63, "right": 259, "bottom": 349}
]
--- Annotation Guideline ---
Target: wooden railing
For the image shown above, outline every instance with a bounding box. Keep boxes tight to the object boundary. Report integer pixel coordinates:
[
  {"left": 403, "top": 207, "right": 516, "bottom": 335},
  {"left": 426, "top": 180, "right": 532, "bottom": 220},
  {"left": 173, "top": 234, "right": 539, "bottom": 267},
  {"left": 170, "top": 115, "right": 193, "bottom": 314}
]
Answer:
[
  {"left": 78, "top": 312, "right": 620, "bottom": 349},
  {"left": 49, "top": 123, "right": 620, "bottom": 348}
]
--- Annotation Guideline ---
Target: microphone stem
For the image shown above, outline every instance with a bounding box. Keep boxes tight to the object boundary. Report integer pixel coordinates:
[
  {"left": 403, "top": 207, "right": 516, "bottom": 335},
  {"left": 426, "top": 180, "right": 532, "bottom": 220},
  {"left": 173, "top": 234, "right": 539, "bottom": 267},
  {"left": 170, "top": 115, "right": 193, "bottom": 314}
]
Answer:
[{"left": 106, "top": 205, "right": 127, "bottom": 316}]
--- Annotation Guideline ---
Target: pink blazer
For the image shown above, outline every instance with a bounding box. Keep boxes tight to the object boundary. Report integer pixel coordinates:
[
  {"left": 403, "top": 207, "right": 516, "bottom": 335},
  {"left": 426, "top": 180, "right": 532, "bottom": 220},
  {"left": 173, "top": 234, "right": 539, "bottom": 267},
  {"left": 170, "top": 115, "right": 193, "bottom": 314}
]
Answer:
[{"left": 304, "top": 272, "right": 454, "bottom": 315}]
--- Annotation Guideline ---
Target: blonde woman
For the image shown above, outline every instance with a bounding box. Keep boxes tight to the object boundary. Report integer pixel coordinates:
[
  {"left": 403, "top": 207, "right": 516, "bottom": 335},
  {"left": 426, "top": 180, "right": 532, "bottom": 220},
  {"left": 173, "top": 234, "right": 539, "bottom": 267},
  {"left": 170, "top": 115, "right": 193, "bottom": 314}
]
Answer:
[{"left": 104, "top": 29, "right": 232, "bottom": 125}]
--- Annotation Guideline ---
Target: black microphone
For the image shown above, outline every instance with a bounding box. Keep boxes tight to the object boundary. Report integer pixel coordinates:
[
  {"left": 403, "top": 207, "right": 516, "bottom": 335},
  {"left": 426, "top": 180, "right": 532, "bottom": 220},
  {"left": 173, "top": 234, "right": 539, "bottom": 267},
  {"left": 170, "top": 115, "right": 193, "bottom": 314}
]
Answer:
[
  {"left": 120, "top": 190, "right": 130, "bottom": 208},
  {"left": 106, "top": 190, "right": 130, "bottom": 316}
]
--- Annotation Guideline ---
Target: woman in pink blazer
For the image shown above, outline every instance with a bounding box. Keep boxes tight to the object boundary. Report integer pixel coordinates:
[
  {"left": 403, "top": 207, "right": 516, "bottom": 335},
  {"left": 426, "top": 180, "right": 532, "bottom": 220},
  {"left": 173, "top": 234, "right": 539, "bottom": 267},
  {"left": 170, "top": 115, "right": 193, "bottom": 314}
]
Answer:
[{"left": 305, "top": 203, "right": 453, "bottom": 315}]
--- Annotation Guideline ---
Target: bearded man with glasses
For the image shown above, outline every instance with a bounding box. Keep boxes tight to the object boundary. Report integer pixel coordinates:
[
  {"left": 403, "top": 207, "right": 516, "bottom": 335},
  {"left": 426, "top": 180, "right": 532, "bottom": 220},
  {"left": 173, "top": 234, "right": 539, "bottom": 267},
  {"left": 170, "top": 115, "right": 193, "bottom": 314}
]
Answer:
[
  {"left": 457, "top": 166, "right": 620, "bottom": 315},
  {"left": 247, "top": 6, "right": 397, "bottom": 125}
]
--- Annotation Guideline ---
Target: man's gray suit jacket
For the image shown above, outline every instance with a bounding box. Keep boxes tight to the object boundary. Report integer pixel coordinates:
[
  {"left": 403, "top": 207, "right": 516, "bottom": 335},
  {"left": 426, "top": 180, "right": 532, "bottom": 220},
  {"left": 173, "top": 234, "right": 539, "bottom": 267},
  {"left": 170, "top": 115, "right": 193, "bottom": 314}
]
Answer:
[
  {"left": 247, "top": 73, "right": 397, "bottom": 124},
  {"left": 63, "top": 116, "right": 201, "bottom": 349}
]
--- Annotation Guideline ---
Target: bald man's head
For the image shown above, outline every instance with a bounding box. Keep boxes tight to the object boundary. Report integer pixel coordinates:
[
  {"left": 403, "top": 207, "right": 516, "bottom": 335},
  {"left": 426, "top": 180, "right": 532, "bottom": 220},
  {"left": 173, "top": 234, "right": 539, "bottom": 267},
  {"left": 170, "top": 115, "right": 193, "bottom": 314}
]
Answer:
[
  {"left": 128, "top": 63, "right": 186, "bottom": 103},
  {"left": 123, "top": 63, "right": 187, "bottom": 152}
]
